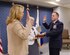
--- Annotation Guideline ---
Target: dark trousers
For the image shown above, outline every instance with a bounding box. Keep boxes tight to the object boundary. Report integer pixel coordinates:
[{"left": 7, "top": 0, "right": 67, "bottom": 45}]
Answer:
[
  {"left": 28, "top": 40, "right": 40, "bottom": 55},
  {"left": 49, "top": 48, "right": 60, "bottom": 55}
]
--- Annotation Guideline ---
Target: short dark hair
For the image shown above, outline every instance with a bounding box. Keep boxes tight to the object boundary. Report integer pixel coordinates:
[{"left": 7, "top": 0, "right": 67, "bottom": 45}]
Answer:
[{"left": 53, "top": 12, "right": 59, "bottom": 17}]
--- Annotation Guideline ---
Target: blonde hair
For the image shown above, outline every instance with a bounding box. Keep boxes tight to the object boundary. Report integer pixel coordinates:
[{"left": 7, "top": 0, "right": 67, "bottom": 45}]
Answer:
[
  {"left": 6, "top": 4, "right": 24, "bottom": 25},
  {"left": 30, "top": 16, "right": 35, "bottom": 21}
]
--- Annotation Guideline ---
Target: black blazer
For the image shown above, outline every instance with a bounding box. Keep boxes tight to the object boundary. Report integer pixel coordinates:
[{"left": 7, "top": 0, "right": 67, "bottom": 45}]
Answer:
[{"left": 43, "top": 20, "right": 63, "bottom": 49}]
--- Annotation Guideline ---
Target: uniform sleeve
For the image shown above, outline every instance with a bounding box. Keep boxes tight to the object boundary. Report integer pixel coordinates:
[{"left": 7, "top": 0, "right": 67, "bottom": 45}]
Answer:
[
  {"left": 46, "top": 23, "right": 63, "bottom": 37},
  {"left": 43, "top": 22, "right": 50, "bottom": 29}
]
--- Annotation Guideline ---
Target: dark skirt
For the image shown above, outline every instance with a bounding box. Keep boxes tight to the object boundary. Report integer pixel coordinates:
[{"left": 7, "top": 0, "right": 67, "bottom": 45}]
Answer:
[{"left": 28, "top": 40, "right": 40, "bottom": 55}]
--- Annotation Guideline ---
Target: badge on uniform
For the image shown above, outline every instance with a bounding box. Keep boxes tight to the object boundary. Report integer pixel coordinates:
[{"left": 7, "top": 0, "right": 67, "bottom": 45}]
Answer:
[{"left": 53, "top": 25, "right": 57, "bottom": 29}]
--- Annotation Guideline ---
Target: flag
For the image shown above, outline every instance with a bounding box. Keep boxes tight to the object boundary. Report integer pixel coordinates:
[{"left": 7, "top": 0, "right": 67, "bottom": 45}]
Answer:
[
  {"left": 0, "top": 32, "right": 3, "bottom": 55},
  {"left": 36, "top": 7, "right": 42, "bottom": 46},
  {"left": 36, "top": 7, "right": 39, "bottom": 28}
]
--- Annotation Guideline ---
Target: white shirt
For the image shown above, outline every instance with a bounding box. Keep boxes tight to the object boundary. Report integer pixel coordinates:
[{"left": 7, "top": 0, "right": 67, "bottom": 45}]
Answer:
[{"left": 28, "top": 26, "right": 39, "bottom": 45}]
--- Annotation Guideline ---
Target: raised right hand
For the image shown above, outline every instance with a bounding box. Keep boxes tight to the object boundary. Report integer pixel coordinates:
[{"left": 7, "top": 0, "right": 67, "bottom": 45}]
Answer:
[{"left": 26, "top": 11, "right": 32, "bottom": 26}]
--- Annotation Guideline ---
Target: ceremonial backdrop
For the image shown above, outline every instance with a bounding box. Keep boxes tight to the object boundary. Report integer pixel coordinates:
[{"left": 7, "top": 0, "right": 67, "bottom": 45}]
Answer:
[{"left": 0, "top": 1, "right": 53, "bottom": 54}]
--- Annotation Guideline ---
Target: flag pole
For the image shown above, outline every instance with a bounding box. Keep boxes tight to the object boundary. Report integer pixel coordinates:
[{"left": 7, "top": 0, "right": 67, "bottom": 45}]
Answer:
[{"left": 26, "top": 4, "right": 30, "bottom": 22}]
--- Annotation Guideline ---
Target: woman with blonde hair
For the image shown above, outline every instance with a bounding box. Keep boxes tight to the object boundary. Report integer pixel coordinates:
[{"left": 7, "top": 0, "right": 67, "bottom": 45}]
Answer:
[{"left": 6, "top": 4, "right": 32, "bottom": 55}]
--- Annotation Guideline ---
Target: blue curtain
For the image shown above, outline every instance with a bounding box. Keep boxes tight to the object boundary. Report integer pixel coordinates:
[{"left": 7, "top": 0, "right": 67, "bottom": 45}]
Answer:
[{"left": 0, "top": 2, "right": 11, "bottom": 54}]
